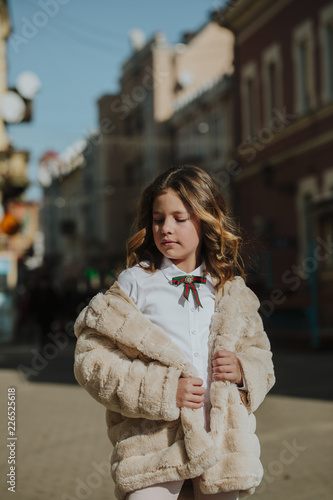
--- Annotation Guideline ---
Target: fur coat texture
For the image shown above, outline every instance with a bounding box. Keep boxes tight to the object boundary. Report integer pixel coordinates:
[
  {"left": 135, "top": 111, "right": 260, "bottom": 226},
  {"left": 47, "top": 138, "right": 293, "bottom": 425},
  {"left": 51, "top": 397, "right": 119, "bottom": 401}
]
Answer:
[{"left": 74, "top": 276, "right": 275, "bottom": 500}]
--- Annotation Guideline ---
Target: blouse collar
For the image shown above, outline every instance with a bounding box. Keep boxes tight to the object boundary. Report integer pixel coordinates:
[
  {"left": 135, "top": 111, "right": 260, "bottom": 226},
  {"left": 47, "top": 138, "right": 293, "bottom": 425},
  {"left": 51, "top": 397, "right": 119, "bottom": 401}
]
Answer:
[{"left": 160, "top": 257, "right": 212, "bottom": 285}]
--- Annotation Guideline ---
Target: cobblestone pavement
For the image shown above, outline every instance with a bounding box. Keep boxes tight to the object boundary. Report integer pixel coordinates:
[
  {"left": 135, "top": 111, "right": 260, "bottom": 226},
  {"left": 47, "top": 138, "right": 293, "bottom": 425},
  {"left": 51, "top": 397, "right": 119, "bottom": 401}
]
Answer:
[{"left": 0, "top": 342, "right": 332, "bottom": 500}]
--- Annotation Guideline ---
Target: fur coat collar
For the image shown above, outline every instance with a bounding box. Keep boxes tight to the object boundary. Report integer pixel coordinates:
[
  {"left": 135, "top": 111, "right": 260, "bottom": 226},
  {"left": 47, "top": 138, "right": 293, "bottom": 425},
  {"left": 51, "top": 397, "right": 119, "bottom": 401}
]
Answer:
[{"left": 74, "top": 276, "right": 275, "bottom": 499}]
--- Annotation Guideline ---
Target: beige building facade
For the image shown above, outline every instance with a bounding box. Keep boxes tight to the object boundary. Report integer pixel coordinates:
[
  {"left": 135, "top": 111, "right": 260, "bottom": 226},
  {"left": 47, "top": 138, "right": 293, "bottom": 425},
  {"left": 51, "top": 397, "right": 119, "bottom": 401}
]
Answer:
[
  {"left": 41, "top": 133, "right": 117, "bottom": 291},
  {"left": 171, "top": 74, "right": 234, "bottom": 204}
]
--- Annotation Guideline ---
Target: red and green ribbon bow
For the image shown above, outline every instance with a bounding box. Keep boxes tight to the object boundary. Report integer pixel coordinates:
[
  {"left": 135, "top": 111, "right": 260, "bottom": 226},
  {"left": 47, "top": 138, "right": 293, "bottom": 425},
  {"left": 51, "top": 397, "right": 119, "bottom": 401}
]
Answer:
[{"left": 172, "top": 275, "right": 207, "bottom": 308}]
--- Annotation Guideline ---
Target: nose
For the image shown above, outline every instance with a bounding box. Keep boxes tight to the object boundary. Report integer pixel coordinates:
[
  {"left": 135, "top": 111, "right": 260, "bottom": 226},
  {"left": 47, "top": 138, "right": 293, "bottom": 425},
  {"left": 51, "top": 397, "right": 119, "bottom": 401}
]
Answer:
[{"left": 161, "top": 218, "right": 173, "bottom": 234}]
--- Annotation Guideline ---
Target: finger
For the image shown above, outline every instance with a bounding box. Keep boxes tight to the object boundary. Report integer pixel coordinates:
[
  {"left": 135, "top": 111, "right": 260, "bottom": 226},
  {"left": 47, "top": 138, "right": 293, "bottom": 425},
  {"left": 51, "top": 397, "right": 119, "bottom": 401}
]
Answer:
[
  {"left": 213, "top": 368, "right": 233, "bottom": 376},
  {"left": 213, "top": 372, "right": 237, "bottom": 382},
  {"left": 178, "top": 395, "right": 204, "bottom": 406},
  {"left": 184, "top": 401, "right": 204, "bottom": 409},
  {"left": 212, "top": 358, "right": 233, "bottom": 367},
  {"left": 213, "top": 374, "right": 229, "bottom": 381},
  {"left": 192, "top": 377, "right": 204, "bottom": 386},
  {"left": 190, "top": 386, "right": 205, "bottom": 395},
  {"left": 185, "top": 390, "right": 205, "bottom": 401},
  {"left": 186, "top": 394, "right": 205, "bottom": 403},
  {"left": 213, "top": 365, "right": 232, "bottom": 372},
  {"left": 179, "top": 378, "right": 203, "bottom": 391},
  {"left": 213, "top": 350, "right": 232, "bottom": 359},
  {"left": 213, "top": 352, "right": 236, "bottom": 362}
]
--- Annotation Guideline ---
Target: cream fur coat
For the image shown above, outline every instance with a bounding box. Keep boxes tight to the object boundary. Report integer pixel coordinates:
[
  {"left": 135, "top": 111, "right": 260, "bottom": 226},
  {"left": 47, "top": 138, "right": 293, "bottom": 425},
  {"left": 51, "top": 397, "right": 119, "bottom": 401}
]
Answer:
[{"left": 74, "top": 276, "right": 275, "bottom": 499}]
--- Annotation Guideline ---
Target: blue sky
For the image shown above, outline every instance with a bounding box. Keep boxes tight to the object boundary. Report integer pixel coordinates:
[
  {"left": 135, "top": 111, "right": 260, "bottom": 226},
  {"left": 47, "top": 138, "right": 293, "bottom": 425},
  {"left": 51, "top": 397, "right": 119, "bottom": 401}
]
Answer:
[{"left": 6, "top": 0, "right": 227, "bottom": 199}]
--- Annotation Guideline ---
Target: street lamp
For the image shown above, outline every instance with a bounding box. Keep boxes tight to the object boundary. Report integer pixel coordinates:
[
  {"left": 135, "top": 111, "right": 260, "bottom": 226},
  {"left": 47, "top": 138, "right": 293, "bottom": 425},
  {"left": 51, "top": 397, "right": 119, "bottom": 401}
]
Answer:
[
  {"left": 16, "top": 71, "right": 41, "bottom": 100},
  {"left": 0, "top": 71, "right": 41, "bottom": 123},
  {"left": 0, "top": 90, "right": 26, "bottom": 123}
]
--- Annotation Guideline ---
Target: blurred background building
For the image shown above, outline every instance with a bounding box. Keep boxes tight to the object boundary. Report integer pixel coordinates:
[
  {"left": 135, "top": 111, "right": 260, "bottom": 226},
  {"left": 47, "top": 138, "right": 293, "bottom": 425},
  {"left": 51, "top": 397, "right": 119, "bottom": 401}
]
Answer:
[
  {"left": 0, "top": 0, "right": 332, "bottom": 348},
  {"left": 41, "top": 20, "right": 235, "bottom": 290},
  {"left": 215, "top": 0, "right": 333, "bottom": 346},
  {"left": 0, "top": 0, "right": 41, "bottom": 341},
  {"left": 1, "top": 3, "right": 332, "bottom": 500}
]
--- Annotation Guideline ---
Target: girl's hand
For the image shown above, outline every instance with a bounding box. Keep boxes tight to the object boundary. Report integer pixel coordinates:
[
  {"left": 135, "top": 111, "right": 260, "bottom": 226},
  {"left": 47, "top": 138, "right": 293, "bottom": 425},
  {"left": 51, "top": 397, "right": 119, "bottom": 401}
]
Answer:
[
  {"left": 176, "top": 377, "right": 205, "bottom": 409},
  {"left": 212, "top": 350, "right": 243, "bottom": 385}
]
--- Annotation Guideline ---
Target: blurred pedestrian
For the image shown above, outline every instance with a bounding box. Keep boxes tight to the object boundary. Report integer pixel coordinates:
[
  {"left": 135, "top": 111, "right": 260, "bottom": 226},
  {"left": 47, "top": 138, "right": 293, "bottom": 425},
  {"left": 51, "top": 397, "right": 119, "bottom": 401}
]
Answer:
[
  {"left": 30, "top": 276, "right": 59, "bottom": 352},
  {"left": 73, "top": 166, "right": 275, "bottom": 500}
]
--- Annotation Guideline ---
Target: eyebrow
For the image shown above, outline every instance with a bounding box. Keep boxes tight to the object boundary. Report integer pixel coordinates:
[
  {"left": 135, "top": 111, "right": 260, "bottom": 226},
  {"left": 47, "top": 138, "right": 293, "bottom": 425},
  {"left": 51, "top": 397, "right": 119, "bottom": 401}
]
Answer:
[{"left": 152, "top": 210, "right": 189, "bottom": 215}]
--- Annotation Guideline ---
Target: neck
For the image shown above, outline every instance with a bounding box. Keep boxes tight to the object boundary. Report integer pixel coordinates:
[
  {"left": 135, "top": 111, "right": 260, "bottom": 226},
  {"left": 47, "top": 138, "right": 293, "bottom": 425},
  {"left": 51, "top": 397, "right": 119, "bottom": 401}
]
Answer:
[{"left": 171, "top": 257, "right": 201, "bottom": 274}]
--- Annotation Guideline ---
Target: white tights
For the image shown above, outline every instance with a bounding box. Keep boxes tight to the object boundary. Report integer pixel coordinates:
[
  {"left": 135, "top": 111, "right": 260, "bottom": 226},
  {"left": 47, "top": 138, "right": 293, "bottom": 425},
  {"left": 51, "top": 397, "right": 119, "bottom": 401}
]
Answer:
[{"left": 126, "top": 478, "right": 239, "bottom": 500}]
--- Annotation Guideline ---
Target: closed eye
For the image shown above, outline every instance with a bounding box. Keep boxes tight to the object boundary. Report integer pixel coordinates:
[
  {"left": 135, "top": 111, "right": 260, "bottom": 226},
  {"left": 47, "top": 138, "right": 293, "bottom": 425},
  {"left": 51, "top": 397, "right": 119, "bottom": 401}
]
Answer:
[{"left": 153, "top": 218, "right": 188, "bottom": 223}]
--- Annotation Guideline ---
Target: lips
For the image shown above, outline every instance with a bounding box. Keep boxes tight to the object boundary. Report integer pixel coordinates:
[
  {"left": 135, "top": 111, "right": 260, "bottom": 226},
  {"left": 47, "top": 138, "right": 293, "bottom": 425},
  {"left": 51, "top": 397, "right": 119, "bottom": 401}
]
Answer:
[{"left": 161, "top": 240, "right": 178, "bottom": 246}]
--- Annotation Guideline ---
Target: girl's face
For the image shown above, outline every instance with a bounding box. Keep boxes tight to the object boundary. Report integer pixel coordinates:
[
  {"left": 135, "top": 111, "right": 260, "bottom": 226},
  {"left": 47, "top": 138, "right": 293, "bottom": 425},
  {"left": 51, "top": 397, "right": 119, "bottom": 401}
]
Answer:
[{"left": 152, "top": 189, "right": 201, "bottom": 273}]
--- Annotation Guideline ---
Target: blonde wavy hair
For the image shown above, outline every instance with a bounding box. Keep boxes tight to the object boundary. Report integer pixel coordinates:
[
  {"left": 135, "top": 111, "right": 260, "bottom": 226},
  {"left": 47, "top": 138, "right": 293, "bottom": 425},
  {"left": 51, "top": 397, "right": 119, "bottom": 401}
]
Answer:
[{"left": 126, "top": 165, "right": 246, "bottom": 289}]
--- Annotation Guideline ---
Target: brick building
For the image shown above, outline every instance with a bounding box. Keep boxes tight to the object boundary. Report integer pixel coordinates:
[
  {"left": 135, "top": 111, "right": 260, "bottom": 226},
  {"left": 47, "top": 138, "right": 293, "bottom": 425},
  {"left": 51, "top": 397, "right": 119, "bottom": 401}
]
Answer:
[{"left": 217, "top": 0, "right": 333, "bottom": 343}]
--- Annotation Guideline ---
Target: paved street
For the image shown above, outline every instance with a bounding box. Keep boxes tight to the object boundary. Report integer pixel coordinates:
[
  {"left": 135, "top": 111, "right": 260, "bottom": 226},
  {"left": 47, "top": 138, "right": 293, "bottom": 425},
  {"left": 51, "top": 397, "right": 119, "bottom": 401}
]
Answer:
[{"left": 0, "top": 340, "right": 332, "bottom": 500}]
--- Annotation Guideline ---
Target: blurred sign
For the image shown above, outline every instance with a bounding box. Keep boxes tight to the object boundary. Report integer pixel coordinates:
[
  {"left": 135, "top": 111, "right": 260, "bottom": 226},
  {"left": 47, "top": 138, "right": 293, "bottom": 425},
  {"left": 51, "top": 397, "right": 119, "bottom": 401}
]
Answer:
[
  {"left": 0, "top": 252, "right": 17, "bottom": 289},
  {"left": 85, "top": 268, "right": 101, "bottom": 289},
  {"left": 0, "top": 212, "right": 20, "bottom": 235},
  {"left": 0, "top": 258, "right": 11, "bottom": 275},
  {"left": 0, "top": 291, "right": 15, "bottom": 343}
]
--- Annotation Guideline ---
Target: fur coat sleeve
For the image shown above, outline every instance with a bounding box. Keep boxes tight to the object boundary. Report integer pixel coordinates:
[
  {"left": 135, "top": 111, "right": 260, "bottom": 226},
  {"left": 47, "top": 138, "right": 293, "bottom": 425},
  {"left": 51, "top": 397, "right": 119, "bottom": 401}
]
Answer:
[
  {"left": 220, "top": 278, "right": 275, "bottom": 413},
  {"left": 74, "top": 286, "right": 182, "bottom": 421}
]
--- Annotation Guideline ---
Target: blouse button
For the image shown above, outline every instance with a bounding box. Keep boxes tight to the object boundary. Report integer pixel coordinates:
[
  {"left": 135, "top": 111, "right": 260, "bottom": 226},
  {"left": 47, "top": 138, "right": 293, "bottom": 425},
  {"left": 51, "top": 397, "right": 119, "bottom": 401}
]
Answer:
[{"left": 194, "top": 352, "right": 199, "bottom": 357}]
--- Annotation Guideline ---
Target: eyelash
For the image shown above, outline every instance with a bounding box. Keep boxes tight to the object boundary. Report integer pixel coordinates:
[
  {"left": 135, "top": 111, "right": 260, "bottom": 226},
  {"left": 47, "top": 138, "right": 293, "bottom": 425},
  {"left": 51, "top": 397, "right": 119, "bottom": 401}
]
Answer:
[{"left": 153, "top": 219, "right": 187, "bottom": 224}]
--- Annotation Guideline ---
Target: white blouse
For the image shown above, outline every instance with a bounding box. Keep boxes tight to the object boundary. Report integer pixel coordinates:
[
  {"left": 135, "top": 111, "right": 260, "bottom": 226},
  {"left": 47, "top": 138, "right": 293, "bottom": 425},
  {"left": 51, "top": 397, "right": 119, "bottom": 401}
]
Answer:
[{"left": 117, "top": 258, "right": 215, "bottom": 407}]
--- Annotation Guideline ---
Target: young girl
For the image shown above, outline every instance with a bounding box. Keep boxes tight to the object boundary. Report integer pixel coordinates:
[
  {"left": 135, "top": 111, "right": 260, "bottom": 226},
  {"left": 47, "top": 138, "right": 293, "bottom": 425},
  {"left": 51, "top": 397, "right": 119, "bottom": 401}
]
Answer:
[{"left": 74, "top": 165, "right": 275, "bottom": 500}]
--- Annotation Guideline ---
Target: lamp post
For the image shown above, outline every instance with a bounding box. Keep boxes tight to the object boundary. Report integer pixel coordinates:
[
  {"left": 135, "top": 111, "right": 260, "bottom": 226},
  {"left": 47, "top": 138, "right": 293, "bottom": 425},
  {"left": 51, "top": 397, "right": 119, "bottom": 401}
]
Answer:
[
  {"left": 0, "top": 71, "right": 41, "bottom": 292},
  {"left": 0, "top": 71, "right": 41, "bottom": 123}
]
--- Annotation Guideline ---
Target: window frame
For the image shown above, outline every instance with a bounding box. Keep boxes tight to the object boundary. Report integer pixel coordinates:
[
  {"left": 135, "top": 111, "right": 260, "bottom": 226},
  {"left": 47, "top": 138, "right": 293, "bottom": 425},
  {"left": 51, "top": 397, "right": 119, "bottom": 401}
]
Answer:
[
  {"left": 241, "top": 60, "right": 259, "bottom": 139},
  {"left": 262, "top": 43, "right": 283, "bottom": 125},
  {"left": 319, "top": 3, "right": 333, "bottom": 103},
  {"left": 292, "top": 19, "right": 316, "bottom": 115}
]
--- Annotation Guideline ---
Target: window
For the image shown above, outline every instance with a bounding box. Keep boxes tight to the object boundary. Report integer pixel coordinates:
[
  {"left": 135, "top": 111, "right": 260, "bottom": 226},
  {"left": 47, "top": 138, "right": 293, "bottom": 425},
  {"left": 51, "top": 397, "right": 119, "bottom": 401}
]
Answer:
[
  {"left": 210, "top": 106, "right": 228, "bottom": 162},
  {"left": 328, "top": 24, "right": 333, "bottom": 93},
  {"left": 125, "top": 162, "right": 142, "bottom": 186},
  {"left": 176, "top": 125, "right": 189, "bottom": 160},
  {"left": 296, "top": 176, "right": 319, "bottom": 263},
  {"left": 299, "top": 40, "right": 311, "bottom": 111},
  {"left": 192, "top": 119, "right": 209, "bottom": 158},
  {"left": 268, "top": 63, "right": 277, "bottom": 109},
  {"left": 293, "top": 19, "right": 316, "bottom": 114},
  {"left": 124, "top": 118, "right": 133, "bottom": 137},
  {"left": 262, "top": 43, "right": 283, "bottom": 124},
  {"left": 323, "top": 167, "right": 333, "bottom": 198},
  {"left": 241, "top": 61, "right": 259, "bottom": 138},
  {"left": 318, "top": 211, "right": 333, "bottom": 270},
  {"left": 320, "top": 3, "right": 333, "bottom": 102},
  {"left": 125, "top": 163, "right": 135, "bottom": 186},
  {"left": 246, "top": 79, "right": 255, "bottom": 134}
]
